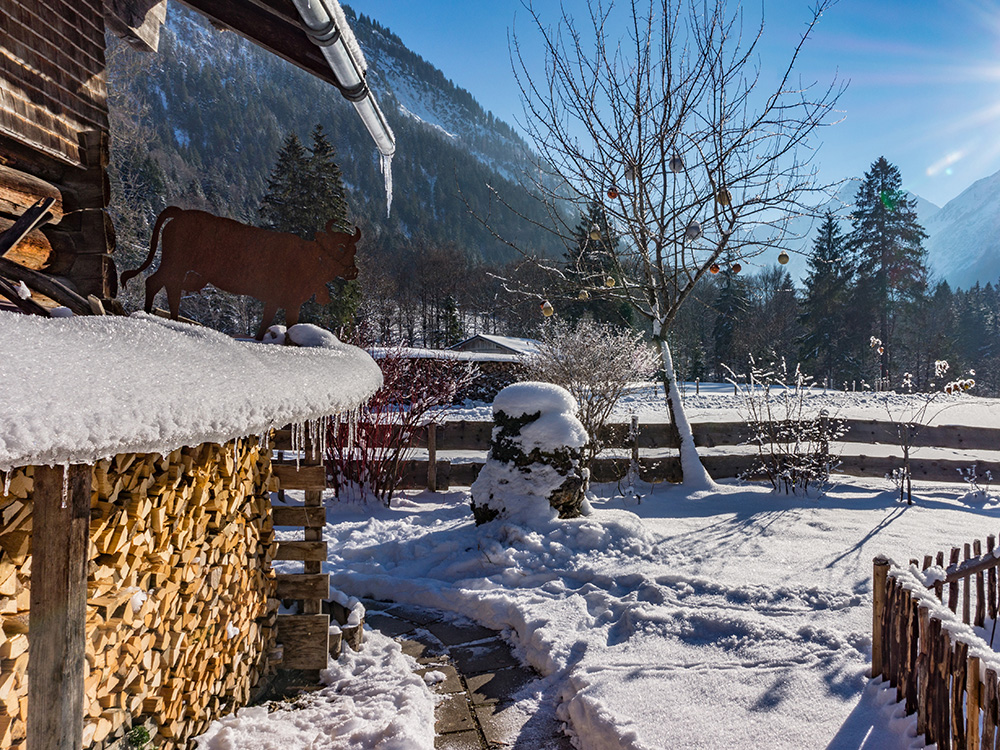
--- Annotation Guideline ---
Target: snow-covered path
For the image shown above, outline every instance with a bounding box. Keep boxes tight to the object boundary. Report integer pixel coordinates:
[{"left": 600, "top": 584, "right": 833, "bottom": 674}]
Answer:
[{"left": 319, "top": 479, "right": 999, "bottom": 749}]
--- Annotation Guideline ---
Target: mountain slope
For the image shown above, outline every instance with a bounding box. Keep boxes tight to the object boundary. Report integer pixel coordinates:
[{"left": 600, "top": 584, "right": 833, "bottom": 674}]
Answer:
[
  {"left": 112, "top": 2, "right": 557, "bottom": 265},
  {"left": 924, "top": 169, "right": 1000, "bottom": 289}
]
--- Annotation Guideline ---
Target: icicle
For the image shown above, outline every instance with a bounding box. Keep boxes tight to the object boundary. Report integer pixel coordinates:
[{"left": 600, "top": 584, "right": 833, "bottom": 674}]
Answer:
[
  {"left": 2, "top": 470, "right": 10, "bottom": 497},
  {"left": 380, "top": 151, "right": 394, "bottom": 217},
  {"left": 61, "top": 463, "right": 69, "bottom": 509}
]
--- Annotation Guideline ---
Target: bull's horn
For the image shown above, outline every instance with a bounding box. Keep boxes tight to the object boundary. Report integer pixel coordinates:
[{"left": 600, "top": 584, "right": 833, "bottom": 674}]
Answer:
[
  {"left": 325, "top": 219, "right": 336, "bottom": 234},
  {"left": 351, "top": 226, "right": 362, "bottom": 241}
]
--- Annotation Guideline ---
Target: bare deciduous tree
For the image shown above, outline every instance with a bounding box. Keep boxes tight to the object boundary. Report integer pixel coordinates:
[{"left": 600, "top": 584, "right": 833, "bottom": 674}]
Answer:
[{"left": 508, "top": 0, "right": 845, "bottom": 485}]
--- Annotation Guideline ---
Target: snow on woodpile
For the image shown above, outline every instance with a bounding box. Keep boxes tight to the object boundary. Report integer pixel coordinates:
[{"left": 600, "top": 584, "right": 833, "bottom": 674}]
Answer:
[{"left": 0, "top": 312, "right": 382, "bottom": 472}]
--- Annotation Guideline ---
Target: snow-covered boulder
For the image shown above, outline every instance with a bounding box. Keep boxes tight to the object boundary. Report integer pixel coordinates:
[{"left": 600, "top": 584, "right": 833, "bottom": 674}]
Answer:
[{"left": 470, "top": 381, "right": 588, "bottom": 525}]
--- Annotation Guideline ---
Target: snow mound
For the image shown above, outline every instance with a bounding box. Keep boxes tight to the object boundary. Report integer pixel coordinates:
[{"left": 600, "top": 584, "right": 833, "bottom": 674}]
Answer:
[
  {"left": 493, "top": 381, "right": 578, "bottom": 418},
  {"left": 518, "top": 412, "right": 588, "bottom": 452},
  {"left": 194, "top": 628, "right": 434, "bottom": 750},
  {"left": 287, "top": 323, "right": 341, "bottom": 349},
  {"left": 0, "top": 312, "right": 382, "bottom": 471}
]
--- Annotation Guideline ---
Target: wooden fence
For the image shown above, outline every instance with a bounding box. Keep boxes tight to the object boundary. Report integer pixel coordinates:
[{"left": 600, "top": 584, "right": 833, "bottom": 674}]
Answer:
[
  {"left": 873, "top": 539, "right": 1000, "bottom": 749},
  {"left": 397, "top": 418, "right": 1000, "bottom": 489}
]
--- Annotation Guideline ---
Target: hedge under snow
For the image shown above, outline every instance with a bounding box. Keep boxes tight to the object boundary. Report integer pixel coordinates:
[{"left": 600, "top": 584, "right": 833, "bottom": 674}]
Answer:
[{"left": 0, "top": 312, "right": 382, "bottom": 472}]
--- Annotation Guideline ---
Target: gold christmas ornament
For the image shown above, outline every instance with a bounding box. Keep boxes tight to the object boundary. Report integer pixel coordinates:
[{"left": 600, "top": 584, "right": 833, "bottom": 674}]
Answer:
[
  {"left": 715, "top": 188, "right": 732, "bottom": 206},
  {"left": 777, "top": 251, "right": 790, "bottom": 265},
  {"left": 578, "top": 289, "right": 590, "bottom": 300},
  {"left": 540, "top": 300, "right": 555, "bottom": 317},
  {"left": 589, "top": 224, "right": 601, "bottom": 241},
  {"left": 605, "top": 276, "right": 616, "bottom": 288},
  {"left": 709, "top": 263, "right": 720, "bottom": 274},
  {"left": 607, "top": 187, "right": 619, "bottom": 199},
  {"left": 731, "top": 262, "right": 742, "bottom": 274}
]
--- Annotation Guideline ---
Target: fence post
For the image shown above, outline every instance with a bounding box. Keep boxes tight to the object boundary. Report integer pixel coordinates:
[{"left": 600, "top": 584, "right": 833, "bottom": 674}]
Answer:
[
  {"left": 968, "top": 655, "right": 982, "bottom": 749},
  {"left": 427, "top": 423, "right": 437, "bottom": 492},
  {"left": 873, "top": 555, "right": 891, "bottom": 678}
]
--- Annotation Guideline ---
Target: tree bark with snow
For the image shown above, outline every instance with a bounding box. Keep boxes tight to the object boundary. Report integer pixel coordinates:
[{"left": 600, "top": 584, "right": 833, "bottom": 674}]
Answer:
[{"left": 501, "top": 0, "right": 844, "bottom": 485}]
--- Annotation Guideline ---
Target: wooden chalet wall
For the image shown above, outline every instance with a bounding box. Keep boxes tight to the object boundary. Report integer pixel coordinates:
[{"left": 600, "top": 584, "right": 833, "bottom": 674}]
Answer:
[
  {"left": 0, "top": 437, "right": 279, "bottom": 750},
  {"left": 0, "top": 0, "right": 166, "bottom": 301},
  {"left": 0, "top": 0, "right": 118, "bottom": 297}
]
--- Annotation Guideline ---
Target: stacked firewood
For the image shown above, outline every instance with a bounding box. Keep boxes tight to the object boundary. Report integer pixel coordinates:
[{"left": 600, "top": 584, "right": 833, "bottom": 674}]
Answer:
[{"left": 0, "top": 438, "right": 280, "bottom": 750}]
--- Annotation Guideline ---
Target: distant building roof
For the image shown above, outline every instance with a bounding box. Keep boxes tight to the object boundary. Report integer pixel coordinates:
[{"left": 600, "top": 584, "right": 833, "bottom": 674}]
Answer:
[
  {"left": 450, "top": 334, "right": 541, "bottom": 357},
  {"left": 368, "top": 346, "right": 522, "bottom": 363}
]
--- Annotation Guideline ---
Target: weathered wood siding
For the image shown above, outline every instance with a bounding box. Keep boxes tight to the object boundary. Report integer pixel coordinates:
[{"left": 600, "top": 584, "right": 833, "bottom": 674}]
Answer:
[
  {"left": 0, "top": 0, "right": 108, "bottom": 167},
  {"left": 0, "top": 0, "right": 115, "bottom": 297}
]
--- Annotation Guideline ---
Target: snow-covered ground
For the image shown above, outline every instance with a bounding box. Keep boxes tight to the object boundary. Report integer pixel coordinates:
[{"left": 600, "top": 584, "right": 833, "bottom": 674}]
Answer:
[
  {"left": 203, "top": 384, "right": 1000, "bottom": 749},
  {"left": 313, "top": 477, "right": 996, "bottom": 749}
]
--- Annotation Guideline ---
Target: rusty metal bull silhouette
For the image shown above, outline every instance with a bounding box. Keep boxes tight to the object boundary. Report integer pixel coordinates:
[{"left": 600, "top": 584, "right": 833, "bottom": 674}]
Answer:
[{"left": 120, "top": 207, "right": 360, "bottom": 340}]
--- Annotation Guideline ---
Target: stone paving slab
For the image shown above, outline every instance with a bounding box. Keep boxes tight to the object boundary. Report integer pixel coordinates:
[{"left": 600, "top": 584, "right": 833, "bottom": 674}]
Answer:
[
  {"left": 366, "top": 599, "right": 569, "bottom": 750},
  {"left": 465, "top": 667, "right": 536, "bottom": 705},
  {"left": 449, "top": 640, "right": 521, "bottom": 675},
  {"left": 435, "top": 693, "right": 476, "bottom": 734}
]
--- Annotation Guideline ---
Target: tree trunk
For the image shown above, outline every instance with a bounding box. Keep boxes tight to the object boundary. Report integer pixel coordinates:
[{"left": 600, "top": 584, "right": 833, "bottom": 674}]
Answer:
[{"left": 653, "top": 327, "right": 714, "bottom": 489}]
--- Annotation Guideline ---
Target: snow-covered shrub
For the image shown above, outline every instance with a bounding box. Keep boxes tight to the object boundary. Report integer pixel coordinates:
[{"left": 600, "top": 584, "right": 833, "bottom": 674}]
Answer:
[
  {"left": 470, "top": 382, "right": 589, "bottom": 525},
  {"left": 328, "top": 347, "right": 477, "bottom": 505},
  {"left": 729, "top": 357, "right": 845, "bottom": 495},
  {"left": 526, "top": 320, "right": 656, "bottom": 468}
]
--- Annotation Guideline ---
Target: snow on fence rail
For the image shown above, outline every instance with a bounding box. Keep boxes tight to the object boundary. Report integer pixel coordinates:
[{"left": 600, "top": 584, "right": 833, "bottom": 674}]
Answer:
[
  {"left": 396, "top": 418, "right": 1000, "bottom": 489},
  {"left": 873, "top": 540, "right": 1000, "bottom": 749}
]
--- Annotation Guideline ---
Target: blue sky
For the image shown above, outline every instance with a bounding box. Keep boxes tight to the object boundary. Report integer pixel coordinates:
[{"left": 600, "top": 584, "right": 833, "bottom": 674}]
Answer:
[{"left": 349, "top": 0, "right": 1000, "bottom": 208}]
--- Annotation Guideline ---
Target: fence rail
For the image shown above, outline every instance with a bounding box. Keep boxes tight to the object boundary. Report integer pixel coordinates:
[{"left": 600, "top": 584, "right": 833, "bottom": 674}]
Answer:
[
  {"left": 394, "top": 418, "right": 1000, "bottom": 490},
  {"left": 874, "top": 538, "right": 1000, "bottom": 748}
]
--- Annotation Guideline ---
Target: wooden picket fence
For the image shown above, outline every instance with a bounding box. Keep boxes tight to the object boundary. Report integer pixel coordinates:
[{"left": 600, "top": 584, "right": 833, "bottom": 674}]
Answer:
[
  {"left": 873, "top": 539, "right": 1000, "bottom": 749},
  {"left": 399, "top": 418, "right": 1000, "bottom": 489}
]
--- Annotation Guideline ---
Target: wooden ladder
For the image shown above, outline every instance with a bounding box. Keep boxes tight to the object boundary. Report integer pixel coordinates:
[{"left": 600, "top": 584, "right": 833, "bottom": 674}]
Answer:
[{"left": 271, "top": 426, "right": 330, "bottom": 673}]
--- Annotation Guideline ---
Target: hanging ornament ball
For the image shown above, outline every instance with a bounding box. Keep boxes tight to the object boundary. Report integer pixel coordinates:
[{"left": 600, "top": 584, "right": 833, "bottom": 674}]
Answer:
[
  {"left": 589, "top": 223, "right": 601, "bottom": 241},
  {"left": 777, "top": 250, "right": 790, "bottom": 265},
  {"left": 607, "top": 187, "right": 619, "bottom": 199},
  {"left": 709, "top": 263, "right": 720, "bottom": 274},
  {"left": 685, "top": 221, "right": 703, "bottom": 241},
  {"left": 540, "top": 300, "right": 555, "bottom": 317},
  {"left": 578, "top": 289, "right": 591, "bottom": 300},
  {"left": 605, "top": 276, "right": 616, "bottom": 288},
  {"left": 715, "top": 188, "right": 732, "bottom": 206},
  {"left": 624, "top": 163, "right": 637, "bottom": 181},
  {"left": 669, "top": 152, "right": 685, "bottom": 173},
  {"left": 732, "top": 262, "right": 742, "bottom": 274}
]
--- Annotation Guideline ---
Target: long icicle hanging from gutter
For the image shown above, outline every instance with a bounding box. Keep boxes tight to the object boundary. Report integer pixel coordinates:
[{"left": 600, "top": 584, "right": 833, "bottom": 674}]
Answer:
[{"left": 292, "top": 0, "right": 396, "bottom": 216}]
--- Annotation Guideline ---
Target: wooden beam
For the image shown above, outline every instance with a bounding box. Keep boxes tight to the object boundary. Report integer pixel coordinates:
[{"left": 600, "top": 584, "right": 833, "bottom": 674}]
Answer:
[
  {"left": 274, "top": 541, "right": 327, "bottom": 562},
  {"left": 0, "top": 198, "right": 55, "bottom": 259},
  {"left": 0, "top": 166, "right": 63, "bottom": 224},
  {"left": 271, "top": 505, "right": 326, "bottom": 528},
  {"left": 178, "top": 0, "right": 340, "bottom": 87},
  {"left": 275, "top": 574, "right": 329, "bottom": 600},
  {"left": 276, "top": 614, "right": 330, "bottom": 670},
  {"left": 0, "top": 258, "right": 91, "bottom": 315},
  {"left": 0, "top": 276, "right": 50, "bottom": 316},
  {"left": 104, "top": 0, "right": 169, "bottom": 52},
  {"left": 272, "top": 463, "right": 326, "bottom": 491},
  {"left": 27, "top": 464, "right": 91, "bottom": 750}
]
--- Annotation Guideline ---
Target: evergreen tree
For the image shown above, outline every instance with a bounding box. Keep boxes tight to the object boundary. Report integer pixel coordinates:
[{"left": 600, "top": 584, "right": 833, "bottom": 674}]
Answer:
[
  {"left": 798, "top": 212, "right": 852, "bottom": 384},
  {"left": 440, "top": 295, "right": 464, "bottom": 347},
  {"left": 846, "top": 157, "right": 928, "bottom": 385},
  {"left": 711, "top": 264, "right": 749, "bottom": 378},
  {"left": 258, "top": 133, "right": 312, "bottom": 236},
  {"left": 258, "top": 127, "right": 360, "bottom": 333},
  {"left": 562, "top": 199, "right": 633, "bottom": 327}
]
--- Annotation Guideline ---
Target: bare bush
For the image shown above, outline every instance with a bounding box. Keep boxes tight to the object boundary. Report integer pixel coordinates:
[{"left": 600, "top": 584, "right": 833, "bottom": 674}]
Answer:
[
  {"left": 729, "top": 358, "right": 845, "bottom": 496},
  {"left": 526, "top": 320, "right": 657, "bottom": 467},
  {"left": 327, "top": 349, "right": 477, "bottom": 505}
]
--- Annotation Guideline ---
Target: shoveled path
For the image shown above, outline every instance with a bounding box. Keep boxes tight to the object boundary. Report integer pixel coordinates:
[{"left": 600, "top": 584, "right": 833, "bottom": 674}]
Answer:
[{"left": 361, "top": 599, "right": 573, "bottom": 750}]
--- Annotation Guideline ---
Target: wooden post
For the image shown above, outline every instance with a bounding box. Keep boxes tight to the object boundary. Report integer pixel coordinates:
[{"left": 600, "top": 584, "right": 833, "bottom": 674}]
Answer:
[
  {"left": 963, "top": 543, "right": 971, "bottom": 624},
  {"left": 872, "top": 555, "right": 890, "bottom": 678},
  {"left": 975, "top": 539, "right": 986, "bottom": 627},
  {"left": 631, "top": 414, "right": 640, "bottom": 468},
  {"left": 968, "top": 655, "right": 981, "bottom": 750},
  {"left": 948, "top": 547, "right": 960, "bottom": 613},
  {"left": 427, "top": 423, "right": 437, "bottom": 492},
  {"left": 27, "top": 464, "right": 91, "bottom": 750}
]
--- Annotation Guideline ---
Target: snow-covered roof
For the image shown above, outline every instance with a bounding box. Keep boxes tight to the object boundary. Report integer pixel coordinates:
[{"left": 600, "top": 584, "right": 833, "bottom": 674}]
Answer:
[
  {"left": 0, "top": 313, "right": 382, "bottom": 472},
  {"left": 368, "top": 346, "right": 522, "bottom": 363},
  {"left": 450, "top": 334, "right": 541, "bottom": 357}
]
